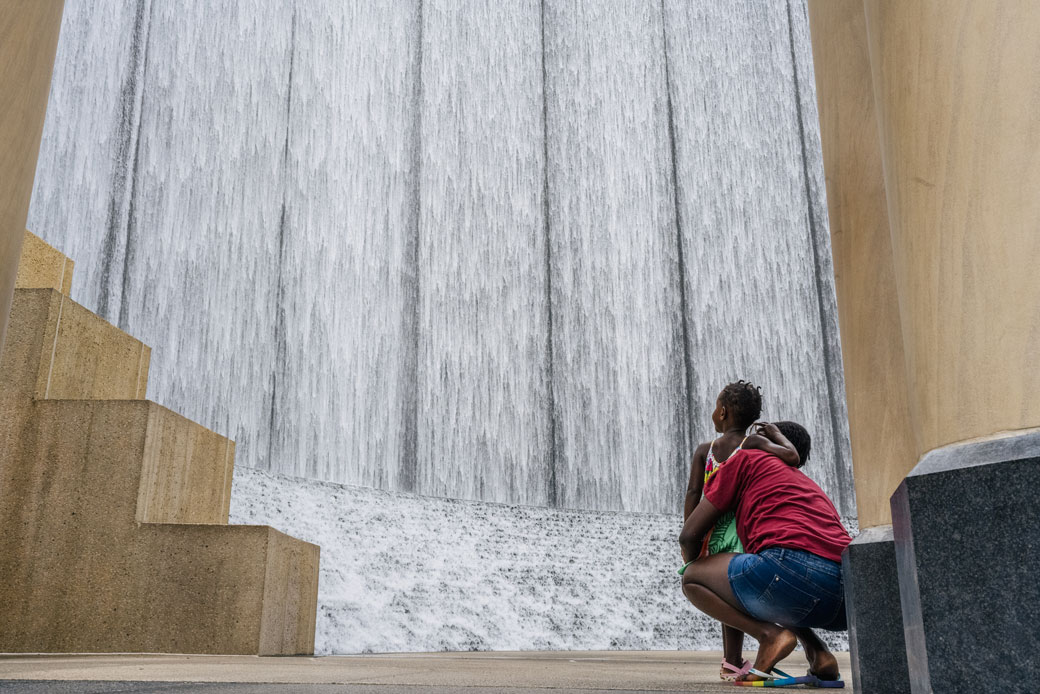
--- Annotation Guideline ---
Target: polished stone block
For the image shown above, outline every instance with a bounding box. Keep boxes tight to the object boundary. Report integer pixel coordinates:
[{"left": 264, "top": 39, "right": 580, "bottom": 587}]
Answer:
[
  {"left": 842, "top": 525, "right": 910, "bottom": 694},
  {"left": 892, "top": 432, "right": 1040, "bottom": 694}
]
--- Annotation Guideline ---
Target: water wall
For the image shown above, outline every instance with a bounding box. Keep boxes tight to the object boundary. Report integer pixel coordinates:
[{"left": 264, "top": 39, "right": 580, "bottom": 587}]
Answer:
[{"left": 27, "top": 0, "right": 853, "bottom": 516}]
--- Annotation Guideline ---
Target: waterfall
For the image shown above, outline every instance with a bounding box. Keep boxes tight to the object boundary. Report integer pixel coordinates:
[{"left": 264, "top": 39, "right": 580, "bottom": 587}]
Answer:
[
  {"left": 28, "top": 0, "right": 853, "bottom": 516},
  {"left": 544, "top": 0, "right": 688, "bottom": 512}
]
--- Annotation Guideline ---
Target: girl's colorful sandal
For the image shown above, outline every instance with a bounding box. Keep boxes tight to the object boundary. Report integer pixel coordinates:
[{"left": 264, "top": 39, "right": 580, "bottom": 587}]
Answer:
[{"left": 720, "top": 659, "right": 753, "bottom": 680}]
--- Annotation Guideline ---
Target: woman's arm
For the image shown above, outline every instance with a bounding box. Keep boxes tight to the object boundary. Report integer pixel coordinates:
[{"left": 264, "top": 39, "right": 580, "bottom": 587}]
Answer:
[
  {"left": 743, "top": 422, "right": 799, "bottom": 466},
  {"left": 679, "top": 497, "right": 724, "bottom": 562},
  {"left": 683, "top": 442, "right": 710, "bottom": 520}
]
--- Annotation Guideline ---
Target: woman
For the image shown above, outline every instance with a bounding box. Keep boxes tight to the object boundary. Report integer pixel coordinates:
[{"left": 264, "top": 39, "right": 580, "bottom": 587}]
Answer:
[{"left": 679, "top": 421, "right": 850, "bottom": 684}]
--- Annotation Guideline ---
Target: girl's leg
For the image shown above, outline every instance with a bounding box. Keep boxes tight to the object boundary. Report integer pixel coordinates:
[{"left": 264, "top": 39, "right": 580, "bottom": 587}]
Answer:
[
  {"left": 721, "top": 624, "right": 745, "bottom": 670},
  {"left": 681, "top": 553, "right": 797, "bottom": 679}
]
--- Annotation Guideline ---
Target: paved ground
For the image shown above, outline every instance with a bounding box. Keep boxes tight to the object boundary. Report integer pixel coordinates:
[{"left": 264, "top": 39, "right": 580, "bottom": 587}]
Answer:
[{"left": 0, "top": 651, "right": 852, "bottom": 693}]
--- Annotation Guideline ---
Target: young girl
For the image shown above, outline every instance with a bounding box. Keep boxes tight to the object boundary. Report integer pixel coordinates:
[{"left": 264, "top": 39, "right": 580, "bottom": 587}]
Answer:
[{"left": 684, "top": 380, "right": 762, "bottom": 680}]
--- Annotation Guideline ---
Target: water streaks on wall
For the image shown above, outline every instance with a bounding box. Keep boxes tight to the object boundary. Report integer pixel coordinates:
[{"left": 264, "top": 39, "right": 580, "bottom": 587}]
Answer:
[{"left": 29, "top": 0, "right": 853, "bottom": 515}]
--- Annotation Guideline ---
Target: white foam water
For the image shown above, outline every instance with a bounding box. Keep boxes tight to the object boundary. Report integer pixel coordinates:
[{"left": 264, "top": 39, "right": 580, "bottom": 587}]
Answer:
[{"left": 230, "top": 466, "right": 853, "bottom": 654}]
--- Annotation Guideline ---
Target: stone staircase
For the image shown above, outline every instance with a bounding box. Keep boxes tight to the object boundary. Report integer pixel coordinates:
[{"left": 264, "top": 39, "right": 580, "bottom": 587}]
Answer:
[{"left": 0, "top": 231, "right": 319, "bottom": 655}]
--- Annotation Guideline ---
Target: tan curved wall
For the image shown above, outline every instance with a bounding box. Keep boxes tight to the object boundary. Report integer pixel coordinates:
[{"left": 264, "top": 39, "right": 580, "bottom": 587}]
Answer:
[
  {"left": 807, "top": 0, "right": 918, "bottom": 530},
  {"left": 810, "top": 0, "right": 1040, "bottom": 527},
  {"left": 864, "top": 0, "right": 1040, "bottom": 451},
  {"left": 0, "top": 1, "right": 64, "bottom": 359}
]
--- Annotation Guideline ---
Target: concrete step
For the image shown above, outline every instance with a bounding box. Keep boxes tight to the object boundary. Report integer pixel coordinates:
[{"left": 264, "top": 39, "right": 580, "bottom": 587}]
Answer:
[
  {"left": 137, "top": 400, "right": 235, "bottom": 525},
  {"left": 16, "top": 230, "right": 74, "bottom": 296},
  {"left": 0, "top": 398, "right": 318, "bottom": 655},
  {"left": 3, "top": 288, "right": 150, "bottom": 401},
  {"left": 2, "top": 398, "right": 235, "bottom": 538},
  {"left": 3, "top": 231, "right": 320, "bottom": 656}
]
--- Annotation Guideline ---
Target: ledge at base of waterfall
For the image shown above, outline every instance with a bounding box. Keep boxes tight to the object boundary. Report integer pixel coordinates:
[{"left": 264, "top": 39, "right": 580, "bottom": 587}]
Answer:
[{"left": 230, "top": 467, "right": 854, "bottom": 655}]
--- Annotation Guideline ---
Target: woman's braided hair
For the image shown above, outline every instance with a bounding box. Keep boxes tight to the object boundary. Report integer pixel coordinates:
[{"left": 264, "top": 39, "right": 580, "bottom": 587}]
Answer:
[{"left": 719, "top": 380, "right": 762, "bottom": 429}]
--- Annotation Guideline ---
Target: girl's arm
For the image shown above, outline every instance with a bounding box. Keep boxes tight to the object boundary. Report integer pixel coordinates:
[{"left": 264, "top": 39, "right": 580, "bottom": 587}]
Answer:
[
  {"left": 743, "top": 422, "right": 799, "bottom": 466},
  {"left": 684, "top": 443, "right": 710, "bottom": 520}
]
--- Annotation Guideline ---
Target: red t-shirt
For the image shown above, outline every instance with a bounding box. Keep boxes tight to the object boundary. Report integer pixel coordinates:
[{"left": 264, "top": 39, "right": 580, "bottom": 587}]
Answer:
[{"left": 703, "top": 449, "right": 851, "bottom": 562}]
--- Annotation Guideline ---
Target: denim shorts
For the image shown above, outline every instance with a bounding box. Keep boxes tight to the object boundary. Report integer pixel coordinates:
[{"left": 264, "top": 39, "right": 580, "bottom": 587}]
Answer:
[{"left": 729, "top": 548, "right": 848, "bottom": 631}]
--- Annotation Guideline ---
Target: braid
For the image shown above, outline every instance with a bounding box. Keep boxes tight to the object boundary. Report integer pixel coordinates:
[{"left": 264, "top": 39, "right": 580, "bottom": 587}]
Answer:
[{"left": 719, "top": 380, "right": 763, "bottom": 429}]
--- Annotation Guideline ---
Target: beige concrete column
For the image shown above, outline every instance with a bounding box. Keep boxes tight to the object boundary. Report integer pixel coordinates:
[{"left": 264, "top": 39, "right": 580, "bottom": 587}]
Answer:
[
  {"left": 807, "top": 0, "right": 918, "bottom": 530},
  {"left": 0, "top": 1, "right": 64, "bottom": 360},
  {"left": 807, "top": 4, "right": 1040, "bottom": 690},
  {"left": 812, "top": 0, "right": 1040, "bottom": 528},
  {"left": 862, "top": 0, "right": 1040, "bottom": 456}
]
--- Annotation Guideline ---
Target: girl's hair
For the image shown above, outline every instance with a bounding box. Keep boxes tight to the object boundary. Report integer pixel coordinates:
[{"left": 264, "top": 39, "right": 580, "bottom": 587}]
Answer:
[
  {"left": 719, "top": 380, "right": 762, "bottom": 429},
  {"left": 774, "top": 420, "right": 811, "bottom": 468}
]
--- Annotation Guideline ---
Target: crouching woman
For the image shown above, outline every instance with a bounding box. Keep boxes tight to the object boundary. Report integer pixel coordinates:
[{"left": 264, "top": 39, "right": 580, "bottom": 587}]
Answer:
[{"left": 678, "top": 422, "right": 851, "bottom": 684}]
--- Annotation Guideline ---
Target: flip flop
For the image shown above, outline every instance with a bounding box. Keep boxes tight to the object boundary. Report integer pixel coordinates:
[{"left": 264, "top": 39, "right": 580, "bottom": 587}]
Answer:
[
  {"left": 805, "top": 674, "right": 845, "bottom": 688},
  {"left": 720, "top": 659, "right": 753, "bottom": 680},
  {"left": 734, "top": 667, "right": 818, "bottom": 687}
]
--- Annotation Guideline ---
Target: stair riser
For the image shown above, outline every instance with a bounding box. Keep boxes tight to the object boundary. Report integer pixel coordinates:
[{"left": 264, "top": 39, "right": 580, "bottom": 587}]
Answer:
[
  {"left": 16, "top": 230, "right": 74, "bottom": 296},
  {"left": 2, "top": 289, "right": 149, "bottom": 401},
  {"left": 139, "top": 401, "right": 235, "bottom": 525},
  {"left": 0, "top": 521, "right": 296, "bottom": 654},
  {"left": 0, "top": 399, "right": 234, "bottom": 528}
]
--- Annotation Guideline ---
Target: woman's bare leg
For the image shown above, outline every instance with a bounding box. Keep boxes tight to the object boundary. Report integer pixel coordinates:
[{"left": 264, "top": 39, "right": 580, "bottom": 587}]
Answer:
[
  {"left": 681, "top": 553, "right": 797, "bottom": 679},
  {"left": 792, "top": 627, "right": 840, "bottom": 680}
]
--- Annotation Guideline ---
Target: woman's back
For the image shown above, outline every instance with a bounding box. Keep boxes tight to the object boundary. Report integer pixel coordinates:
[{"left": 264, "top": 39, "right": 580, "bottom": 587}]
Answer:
[{"left": 704, "top": 449, "right": 850, "bottom": 562}]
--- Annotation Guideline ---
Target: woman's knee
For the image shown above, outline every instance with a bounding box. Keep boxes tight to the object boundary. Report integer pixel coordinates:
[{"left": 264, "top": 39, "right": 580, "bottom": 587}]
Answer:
[
  {"left": 682, "top": 578, "right": 711, "bottom": 604},
  {"left": 685, "top": 553, "right": 735, "bottom": 584}
]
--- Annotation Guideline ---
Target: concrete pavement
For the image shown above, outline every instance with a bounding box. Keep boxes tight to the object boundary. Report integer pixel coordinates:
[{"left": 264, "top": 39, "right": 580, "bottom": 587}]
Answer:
[{"left": 0, "top": 651, "right": 852, "bottom": 693}]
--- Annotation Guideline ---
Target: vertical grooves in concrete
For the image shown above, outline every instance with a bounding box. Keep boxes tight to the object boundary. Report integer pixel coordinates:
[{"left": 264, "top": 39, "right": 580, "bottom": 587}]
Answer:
[
  {"left": 135, "top": 342, "right": 147, "bottom": 398},
  {"left": 540, "top": 0, "right": 559, "bottom": 508},
  {"left": 220, "top": 438, "right": 233, "bottom": 521},
  {"left": 267, "top": 7, "right": 297, "bottom": 474},
  {"left": 98, "top": 0, "right": 152, "bottom": 322},
  {"left": 58, "top": 257, "right": 68, "bottom": 296},
  {"left": 400, "top": 0, "right": 425, "bottom": 493},
  {"left": 785, "top": 0, "right": 852, "bottom": 512},
  {"left": 660, "top": 0, "right": 695, "bottom": 492},
  {"left": 43, "top": 294, "right": 65, "bottom": 399}
]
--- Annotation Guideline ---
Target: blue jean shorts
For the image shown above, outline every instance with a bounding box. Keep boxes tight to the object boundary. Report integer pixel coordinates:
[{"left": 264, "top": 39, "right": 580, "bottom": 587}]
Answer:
[{"left": 729, "top": 548, "right": 847, "bottom": 631}]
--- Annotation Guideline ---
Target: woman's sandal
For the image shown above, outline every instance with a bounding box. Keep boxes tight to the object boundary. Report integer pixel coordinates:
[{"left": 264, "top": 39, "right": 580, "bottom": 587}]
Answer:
[
  {"left": 804, "top": 671, "right": 845, "bottom": 688},
  {"left": 720, "top": 659, "right": 753, "bottom": 680}
]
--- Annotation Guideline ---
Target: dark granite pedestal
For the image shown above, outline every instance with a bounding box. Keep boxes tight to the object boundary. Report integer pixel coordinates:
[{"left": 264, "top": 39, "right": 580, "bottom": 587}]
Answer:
[
  {"left": 842, "top": 525, "right": 910, "bottom": 693},
  {"left": 891, "top": 432, "right": 1040, "bottom": 694}
]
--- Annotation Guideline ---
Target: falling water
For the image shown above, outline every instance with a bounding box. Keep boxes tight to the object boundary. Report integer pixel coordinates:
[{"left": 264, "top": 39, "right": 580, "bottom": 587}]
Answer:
[{"left": 28, "top": 0, "right": 853, "bottom": 516}]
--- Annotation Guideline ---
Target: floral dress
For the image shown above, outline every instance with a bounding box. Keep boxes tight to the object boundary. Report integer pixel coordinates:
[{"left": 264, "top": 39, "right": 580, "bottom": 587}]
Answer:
[{"left": 703, "top": 439, "right": 745, "bottom": 555}]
